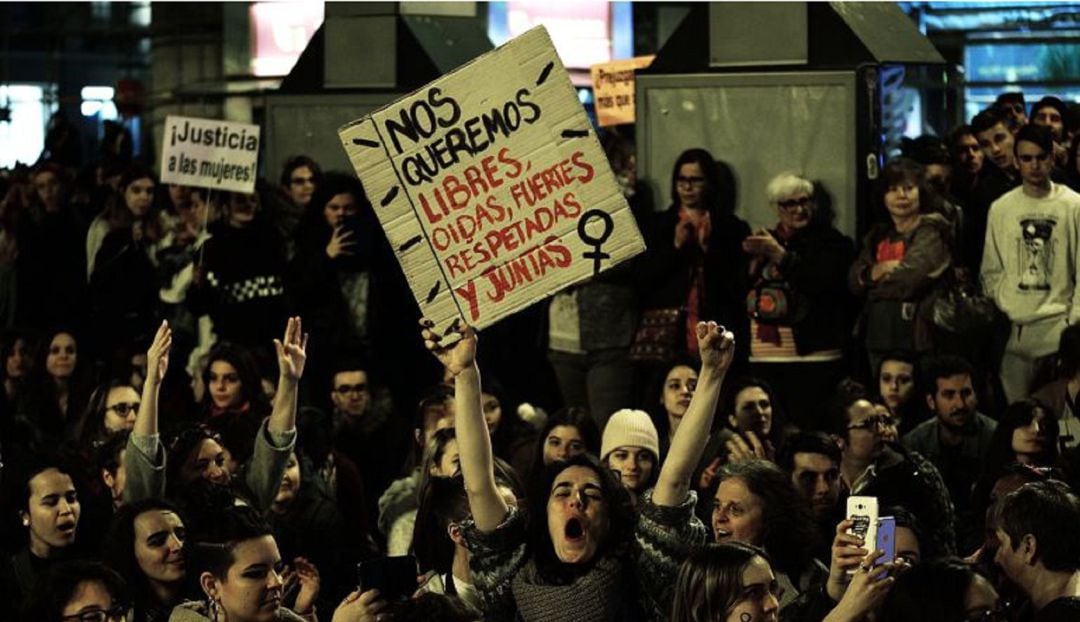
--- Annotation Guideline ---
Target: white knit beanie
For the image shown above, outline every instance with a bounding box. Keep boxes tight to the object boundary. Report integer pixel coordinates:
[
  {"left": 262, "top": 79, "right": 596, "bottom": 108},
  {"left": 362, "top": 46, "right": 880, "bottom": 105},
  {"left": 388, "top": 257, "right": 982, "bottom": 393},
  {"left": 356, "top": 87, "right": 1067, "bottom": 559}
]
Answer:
[{"left": 601, "top": 409, "right": 660, "bottom": 461}]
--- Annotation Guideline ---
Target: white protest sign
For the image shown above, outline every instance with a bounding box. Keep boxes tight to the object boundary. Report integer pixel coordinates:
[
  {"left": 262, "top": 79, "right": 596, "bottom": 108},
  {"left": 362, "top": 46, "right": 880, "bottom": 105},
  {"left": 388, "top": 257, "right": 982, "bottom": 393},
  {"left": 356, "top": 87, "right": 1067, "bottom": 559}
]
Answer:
[
  {"left": 590, "top": 55, "right": 654, "bottom": 127},
  {"left": 160, "top": 115, "right": 260, "bottom": 194},
  {"left": 338, "top": 26, "right": 646, "bottom": 341}
]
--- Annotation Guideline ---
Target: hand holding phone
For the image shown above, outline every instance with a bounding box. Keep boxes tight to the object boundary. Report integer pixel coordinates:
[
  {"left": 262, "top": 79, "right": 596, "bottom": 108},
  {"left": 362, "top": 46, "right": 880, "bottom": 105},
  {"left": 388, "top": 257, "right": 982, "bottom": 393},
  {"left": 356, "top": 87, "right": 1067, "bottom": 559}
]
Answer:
[
  {"left": 357, "top": 555, "right": 417, "bottom": 603},
  {"left": 875, "top": 516, "right": 896, "bottom": 567}
]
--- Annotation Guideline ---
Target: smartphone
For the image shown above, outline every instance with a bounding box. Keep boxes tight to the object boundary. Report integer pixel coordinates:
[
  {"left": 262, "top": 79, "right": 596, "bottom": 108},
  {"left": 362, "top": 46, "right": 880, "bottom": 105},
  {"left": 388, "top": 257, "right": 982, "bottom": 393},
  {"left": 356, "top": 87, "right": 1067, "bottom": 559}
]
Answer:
[
  {"left": 846, "top": 495, "right": 879, "bottom": 570},
  {"left": 876, "top": 516, "right": 896, "bottom": 566},
  {"left": 357, "top": 555, "right": 417, "bottom": 602}
]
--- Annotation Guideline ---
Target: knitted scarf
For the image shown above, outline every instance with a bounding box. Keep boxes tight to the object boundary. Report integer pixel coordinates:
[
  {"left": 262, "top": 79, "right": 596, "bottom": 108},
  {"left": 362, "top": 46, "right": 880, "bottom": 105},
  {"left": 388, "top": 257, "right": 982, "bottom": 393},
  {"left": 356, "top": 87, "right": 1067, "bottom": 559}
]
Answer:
[{"left": 511, "top": 555, "right": 629, "bottom": 622}]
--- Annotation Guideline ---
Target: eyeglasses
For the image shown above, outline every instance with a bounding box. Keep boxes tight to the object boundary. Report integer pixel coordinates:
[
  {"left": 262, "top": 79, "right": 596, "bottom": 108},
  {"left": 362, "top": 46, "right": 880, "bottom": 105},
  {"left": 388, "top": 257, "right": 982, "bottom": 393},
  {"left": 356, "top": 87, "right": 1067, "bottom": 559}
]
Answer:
[
  {"left": 333, "top": 383, "right": 368, "bottom": 395},
  {"left": 290, "top": 175, "right": 315, "bottom": 186},
  {"left": 847, "top": 414, "right": 896, "bottom": 431},
  {"left": 60, "top": 604, "right": 130, "bottom": 622},
  {"left": 107, "top": 402, "right": 140, "bottom": 416},
  {"left": 676, "top": 175, "right": 706, "bottom": 187},
  {"left": 777, "top": 196, "right": 812, "bottom": 209}
]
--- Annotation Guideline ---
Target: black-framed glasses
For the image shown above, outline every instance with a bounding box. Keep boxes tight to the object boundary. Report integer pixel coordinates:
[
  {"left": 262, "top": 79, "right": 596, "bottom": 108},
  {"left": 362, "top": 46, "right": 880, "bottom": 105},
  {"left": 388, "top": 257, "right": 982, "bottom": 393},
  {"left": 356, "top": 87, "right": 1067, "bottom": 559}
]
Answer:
[
  {"left": 676, "top": 175, "right": 706, "bottom": 186},
  {"left": 777, "top": 196, "right": 812, "bottom": 209},
  {"left": 847, "top": 414, "right": 896, "bottom": 431},
  {"left": 107, "top": 402, "right": 140, "bottom": 416},
  {"left": 333, "top": 383, "right": 368, "bottom": 395},
  {"left": 60, "top": 604, "right": 130, "bottom": 622}
]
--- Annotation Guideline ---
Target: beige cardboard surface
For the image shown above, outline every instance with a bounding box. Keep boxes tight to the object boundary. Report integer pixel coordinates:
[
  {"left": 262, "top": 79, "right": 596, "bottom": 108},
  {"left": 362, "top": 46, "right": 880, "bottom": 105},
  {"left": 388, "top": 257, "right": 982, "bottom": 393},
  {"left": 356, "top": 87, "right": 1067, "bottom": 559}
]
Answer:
[
  {"left": 339, "top": 26, "right": 645, "bottom": 341},
  {"left": 160, "top": 115, "right": 260, "bottom": 194},
  {"left": 590, "top": 55, "right": 654, "bottom": 127}
]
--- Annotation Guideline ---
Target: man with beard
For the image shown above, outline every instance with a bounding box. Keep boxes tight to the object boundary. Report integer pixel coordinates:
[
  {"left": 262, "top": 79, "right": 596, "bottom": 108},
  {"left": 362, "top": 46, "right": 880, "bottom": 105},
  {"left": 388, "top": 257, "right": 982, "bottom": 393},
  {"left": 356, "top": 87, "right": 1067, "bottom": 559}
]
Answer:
[
  {"left": 776, "top": 431, "right": 842, "bottom": 559},
  {"left": 903, "top": 355, "right": 996, "bottom": 546}
]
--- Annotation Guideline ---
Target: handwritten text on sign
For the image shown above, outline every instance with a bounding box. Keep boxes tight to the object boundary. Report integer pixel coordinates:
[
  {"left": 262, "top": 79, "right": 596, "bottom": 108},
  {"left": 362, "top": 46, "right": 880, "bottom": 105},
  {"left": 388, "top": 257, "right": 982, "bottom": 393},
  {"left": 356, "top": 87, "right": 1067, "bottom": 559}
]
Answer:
[
  {"left": 339, "top": 26, "right": 645, "bottom": 340},
  {"left": 160, "top": 115, "right": 260, "bottom": 194},
  {"left": 590, "top": 55, "right": 654, "bottom": 127}
]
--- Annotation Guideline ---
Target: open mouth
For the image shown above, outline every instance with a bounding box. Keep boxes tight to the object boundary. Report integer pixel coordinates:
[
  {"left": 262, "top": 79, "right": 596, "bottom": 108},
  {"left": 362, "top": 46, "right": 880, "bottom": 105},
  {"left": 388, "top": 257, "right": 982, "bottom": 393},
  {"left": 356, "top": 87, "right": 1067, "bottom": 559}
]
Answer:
[
  {"left": 565, "top": 518, "right": 585, "bottom": 540},
  {"left": 57, "top": 521, "right": 76, "bottom": 535},
  {"left": 715, "top": 527, "right": 731, "bottom": 539}
]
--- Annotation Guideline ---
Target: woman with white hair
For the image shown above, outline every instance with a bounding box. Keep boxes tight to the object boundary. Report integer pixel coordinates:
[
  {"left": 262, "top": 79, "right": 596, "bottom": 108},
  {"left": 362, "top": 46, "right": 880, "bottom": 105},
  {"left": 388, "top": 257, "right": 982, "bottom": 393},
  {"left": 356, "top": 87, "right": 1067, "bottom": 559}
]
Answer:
[{"left": 741, "top": 173, "right": 854, "bottom": 430}]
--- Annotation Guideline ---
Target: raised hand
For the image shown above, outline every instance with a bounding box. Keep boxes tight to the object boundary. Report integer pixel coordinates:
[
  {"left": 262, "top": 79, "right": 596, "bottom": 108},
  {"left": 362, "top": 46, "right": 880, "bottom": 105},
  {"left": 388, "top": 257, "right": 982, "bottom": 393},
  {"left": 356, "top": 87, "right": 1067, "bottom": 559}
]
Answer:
[
  {"left": 274, "top": 316, "right": 309, "bottom": 381},
  {"left": 696, "top": 321, "right": 735, "bottom": 376},
  {"left": 326, "top": 226, "right": 358, "bottom": 259},
  {"left": 147, "top": 321, "right": 172, "bottom": 386},
  {"left": 824, "top": 549, "right": 896, "bottom": 622},
  {"left": 421, "top": 318, "right": 476, "bottom": 377},
  {"left": 726, "top": 431, "right": 770, "bottom": 464},
  {"left": 289, "top": 557, "right": 321, "bottom": 616}
]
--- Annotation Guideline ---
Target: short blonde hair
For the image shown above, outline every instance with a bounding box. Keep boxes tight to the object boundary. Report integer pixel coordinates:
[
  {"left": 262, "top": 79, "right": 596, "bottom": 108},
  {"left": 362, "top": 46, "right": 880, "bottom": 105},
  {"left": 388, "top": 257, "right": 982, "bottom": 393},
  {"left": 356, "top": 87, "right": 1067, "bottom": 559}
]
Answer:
[{"left": 765, "top": 172, "right": 813, "bottom": 204}]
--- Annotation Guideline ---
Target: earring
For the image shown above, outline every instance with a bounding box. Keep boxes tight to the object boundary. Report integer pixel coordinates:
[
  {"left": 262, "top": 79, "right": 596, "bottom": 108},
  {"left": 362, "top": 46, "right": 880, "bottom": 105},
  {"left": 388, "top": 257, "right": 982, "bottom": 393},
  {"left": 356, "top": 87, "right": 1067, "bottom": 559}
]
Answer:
[{"left": 207, "top": 596, "right": 221, "bottom": 622}]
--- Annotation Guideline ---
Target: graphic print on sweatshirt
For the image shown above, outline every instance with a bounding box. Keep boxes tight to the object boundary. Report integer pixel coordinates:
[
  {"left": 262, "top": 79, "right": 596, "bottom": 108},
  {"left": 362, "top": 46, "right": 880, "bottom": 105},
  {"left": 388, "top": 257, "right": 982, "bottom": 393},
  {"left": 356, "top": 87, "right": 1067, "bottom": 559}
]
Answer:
[{"left": 1017, "top": 217, "right": 1057, "bottom": 291}]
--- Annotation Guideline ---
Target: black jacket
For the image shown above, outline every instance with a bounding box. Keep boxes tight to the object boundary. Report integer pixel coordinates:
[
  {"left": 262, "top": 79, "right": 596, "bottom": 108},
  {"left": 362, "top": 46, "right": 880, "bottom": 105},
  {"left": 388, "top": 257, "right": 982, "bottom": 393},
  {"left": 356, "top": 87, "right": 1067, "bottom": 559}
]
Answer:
[
  {"left": 760, "top": 223, "right": 855, "bottom": 355},
  {"left": 641, "top": 205, "right": 751, "bottom": 363}
]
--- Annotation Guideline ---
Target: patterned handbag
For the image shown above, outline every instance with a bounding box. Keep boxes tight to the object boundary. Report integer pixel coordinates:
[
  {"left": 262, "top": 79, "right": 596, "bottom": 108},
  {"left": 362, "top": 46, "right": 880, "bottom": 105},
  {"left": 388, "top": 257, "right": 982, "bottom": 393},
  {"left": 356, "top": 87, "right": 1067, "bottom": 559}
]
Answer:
[{"left": 628, "top": 307, "right": 685, "bottom": 362}]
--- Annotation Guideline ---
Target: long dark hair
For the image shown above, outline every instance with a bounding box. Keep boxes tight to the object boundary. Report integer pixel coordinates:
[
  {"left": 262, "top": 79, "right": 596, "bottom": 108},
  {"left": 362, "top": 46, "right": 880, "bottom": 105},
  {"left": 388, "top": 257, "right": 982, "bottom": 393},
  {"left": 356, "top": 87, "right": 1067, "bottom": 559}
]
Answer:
[
  {"left": 670, "top": 148, "right": 722, "bottom": 213},
  {"left": 971, "top": 399, "right": 1060, "bottom": 526},
  {"left": 413, "top": 475, "right": 470, "bottom": 576},
  {"left": 526, "top": 453, "right": 636, "bottom": 584},
  {"left": 878, "top": 557, "right": 991, "bottom": 622},
  {"left": 73, "top": 378, "right": 137, "bottom": 448},
  {"left": 671, "top": 542, "right": 772, "bottom": 622},
  {"left": 528, "top": 406, "right": 601, "bottom": 478},
  {"left": 715, "top": 460, "right": 818, "bottom": 578},
  {"left": 104, "top": 498, "right": 188, "bottom": 616},
  {"left": 200, "top": 341, "right": 268, "bottom": 415}
]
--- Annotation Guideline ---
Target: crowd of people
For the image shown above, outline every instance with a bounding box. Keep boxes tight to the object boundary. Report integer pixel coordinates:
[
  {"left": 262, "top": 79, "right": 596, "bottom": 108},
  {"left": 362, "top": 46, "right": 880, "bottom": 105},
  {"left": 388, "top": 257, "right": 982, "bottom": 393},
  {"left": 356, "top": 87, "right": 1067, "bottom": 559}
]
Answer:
[{"left": 0, "top": 90, "right": 1079, "bottom": 622}]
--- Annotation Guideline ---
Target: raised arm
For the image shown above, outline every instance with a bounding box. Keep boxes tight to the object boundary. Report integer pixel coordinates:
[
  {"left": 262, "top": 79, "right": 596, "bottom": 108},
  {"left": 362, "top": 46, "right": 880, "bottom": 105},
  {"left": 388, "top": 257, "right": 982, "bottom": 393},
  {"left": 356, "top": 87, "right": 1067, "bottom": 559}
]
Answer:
[
  {"left": 126, "top": 321, "right": 172, "bottom": 503},
  {"left": 268, "top": 316, "right": 307, "bottom": 435},
  {"left": 245, "top": 317, "right": 306, "bottom": 511},
  {"left": 422, "top": 320, "right": 508, "bottom": 532},
  {"left": 653, "top": 321, "right": 734, "bottom": 507},
  {"left": 134, "top": 321, "right": 172, "bottom": 438}
]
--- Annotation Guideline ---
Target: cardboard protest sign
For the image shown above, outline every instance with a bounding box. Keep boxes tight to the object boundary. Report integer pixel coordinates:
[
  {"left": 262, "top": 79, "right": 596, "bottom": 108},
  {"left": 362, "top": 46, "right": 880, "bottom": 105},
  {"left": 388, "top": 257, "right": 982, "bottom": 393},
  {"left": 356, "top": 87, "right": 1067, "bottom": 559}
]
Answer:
[
  {"left": 160, "top": 115, "right": 260, "bottom": 194},
  {"left": 590, "top": 55, "right": 654, "bottom": 127},
  {"left": 338, "top": 26, "right": 645, "bottom": 341}
]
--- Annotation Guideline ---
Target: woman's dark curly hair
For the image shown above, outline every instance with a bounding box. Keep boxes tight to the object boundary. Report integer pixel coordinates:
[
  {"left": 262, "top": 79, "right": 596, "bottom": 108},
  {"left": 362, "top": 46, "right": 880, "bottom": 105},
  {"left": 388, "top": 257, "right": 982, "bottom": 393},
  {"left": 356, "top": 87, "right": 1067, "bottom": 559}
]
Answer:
[
  {"left": 526, "top": 453, "right": 637, "bottom": 584},
  {"left": 73, "top": 378, "right": 138, "bottom": 448},
  {"left": 22, "top": 560, "right": 129, "bottom": 621},
  {"left": 200, "top": 341, "right": 268, "bottom": 415},
  {"left": 528, "top": 406, "right": 601, "bottom": 478},
  {"left": 715, "top": 459, "right": 819, "bottom": 578}
]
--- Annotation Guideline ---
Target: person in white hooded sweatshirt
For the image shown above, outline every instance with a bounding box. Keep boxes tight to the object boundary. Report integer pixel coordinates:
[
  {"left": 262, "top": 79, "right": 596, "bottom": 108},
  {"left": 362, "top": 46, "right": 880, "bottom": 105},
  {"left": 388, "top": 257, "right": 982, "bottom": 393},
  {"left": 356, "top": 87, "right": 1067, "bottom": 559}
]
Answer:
[{"left": 982, "top": 123, "right": 1080, "bottom": 402}]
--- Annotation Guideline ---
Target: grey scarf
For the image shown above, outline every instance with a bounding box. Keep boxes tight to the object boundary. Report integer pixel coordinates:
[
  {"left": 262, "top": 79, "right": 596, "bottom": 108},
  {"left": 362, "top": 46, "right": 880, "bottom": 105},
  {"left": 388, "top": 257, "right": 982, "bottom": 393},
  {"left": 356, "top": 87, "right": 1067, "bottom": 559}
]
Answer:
[{"left": 511, "top": 555, "right": 631, "bottom": 622}]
